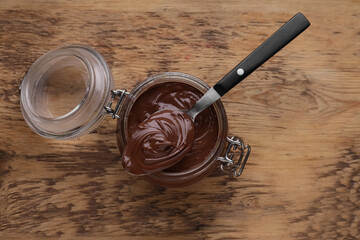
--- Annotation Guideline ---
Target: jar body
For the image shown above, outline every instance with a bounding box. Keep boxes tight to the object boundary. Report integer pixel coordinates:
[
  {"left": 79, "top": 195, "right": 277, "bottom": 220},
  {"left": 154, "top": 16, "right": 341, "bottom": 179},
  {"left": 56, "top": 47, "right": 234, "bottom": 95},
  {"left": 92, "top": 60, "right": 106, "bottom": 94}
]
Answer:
[
  {"left": 116, "top": 72, "right": 229, "bottom": 187},
  {"left": 20, "top": 46, "right": 250, "bottom": 187}
]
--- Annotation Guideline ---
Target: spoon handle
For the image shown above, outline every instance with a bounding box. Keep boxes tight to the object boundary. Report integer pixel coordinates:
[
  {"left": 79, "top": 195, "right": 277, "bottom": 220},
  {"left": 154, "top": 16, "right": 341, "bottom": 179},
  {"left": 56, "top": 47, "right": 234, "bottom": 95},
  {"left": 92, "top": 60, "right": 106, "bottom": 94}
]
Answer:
[{"left": 213, "top": 12, "right": 310, "bottom": 96}]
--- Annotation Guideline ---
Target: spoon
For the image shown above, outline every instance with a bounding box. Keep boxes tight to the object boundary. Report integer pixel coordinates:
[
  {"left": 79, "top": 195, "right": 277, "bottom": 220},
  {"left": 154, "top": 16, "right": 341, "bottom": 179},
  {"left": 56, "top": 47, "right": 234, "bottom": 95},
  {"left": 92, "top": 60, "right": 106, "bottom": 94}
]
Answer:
[
  {"left": 122, "top": 12, "right": 310, "bottom": 175},
  {"left": 186, "top": 12, "right": 310, "bottom": 121}
]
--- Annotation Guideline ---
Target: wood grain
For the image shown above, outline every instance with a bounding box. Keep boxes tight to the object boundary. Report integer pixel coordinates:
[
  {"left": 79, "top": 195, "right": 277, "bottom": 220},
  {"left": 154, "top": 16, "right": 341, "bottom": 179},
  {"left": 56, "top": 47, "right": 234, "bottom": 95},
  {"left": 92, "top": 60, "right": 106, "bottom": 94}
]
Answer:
[{"left": 0, "top": 0, "right": 359, "bottom": 239}]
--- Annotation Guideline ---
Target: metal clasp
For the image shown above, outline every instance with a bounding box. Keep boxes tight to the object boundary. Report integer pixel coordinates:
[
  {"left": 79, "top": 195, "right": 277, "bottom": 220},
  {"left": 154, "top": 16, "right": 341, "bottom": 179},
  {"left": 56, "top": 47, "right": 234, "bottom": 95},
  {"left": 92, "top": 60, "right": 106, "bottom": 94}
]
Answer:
[
  {"left": 104, "top": 89, "right": 128, "bottom": 119},
  {"left": 218, "top": 136, "right": 251, "bottom": 177}
]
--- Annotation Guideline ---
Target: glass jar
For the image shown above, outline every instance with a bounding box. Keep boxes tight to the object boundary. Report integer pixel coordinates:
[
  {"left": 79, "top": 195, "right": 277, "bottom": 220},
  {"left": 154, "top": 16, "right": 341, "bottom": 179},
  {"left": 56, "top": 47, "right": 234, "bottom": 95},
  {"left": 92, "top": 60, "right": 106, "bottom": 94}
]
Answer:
[
  {"left": 20, "top": 45, "right": 250, "bottom": 187},
  {"left": 20, "top": 45, "right": 113, "bottom": 139}
]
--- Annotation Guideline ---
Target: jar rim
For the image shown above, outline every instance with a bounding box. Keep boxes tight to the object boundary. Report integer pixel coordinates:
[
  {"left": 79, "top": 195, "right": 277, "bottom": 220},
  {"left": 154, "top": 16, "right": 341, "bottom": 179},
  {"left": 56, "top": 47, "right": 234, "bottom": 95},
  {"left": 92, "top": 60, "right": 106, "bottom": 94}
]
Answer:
[{"left": 117, "top": 72, "right": 228, "bottom": 179}]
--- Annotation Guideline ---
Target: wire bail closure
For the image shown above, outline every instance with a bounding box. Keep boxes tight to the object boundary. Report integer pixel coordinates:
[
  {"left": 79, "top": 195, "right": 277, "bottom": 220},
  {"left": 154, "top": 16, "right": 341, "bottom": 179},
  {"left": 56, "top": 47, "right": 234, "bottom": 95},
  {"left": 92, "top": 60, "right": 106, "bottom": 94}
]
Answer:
[
  {"left": 218, "top": 136, "right": 251, "bottom": 177},
  {"left": 104, "top": 89, "right": 128, "bottom": 119}
]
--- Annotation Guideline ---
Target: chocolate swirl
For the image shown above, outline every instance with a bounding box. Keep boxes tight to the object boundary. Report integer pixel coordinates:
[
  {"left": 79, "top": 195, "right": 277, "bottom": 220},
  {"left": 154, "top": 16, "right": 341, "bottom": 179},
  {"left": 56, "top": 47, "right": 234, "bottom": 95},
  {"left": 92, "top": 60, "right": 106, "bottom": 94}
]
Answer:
[{"left": 122, "top": 109, "right": 195, "bottom": 175}]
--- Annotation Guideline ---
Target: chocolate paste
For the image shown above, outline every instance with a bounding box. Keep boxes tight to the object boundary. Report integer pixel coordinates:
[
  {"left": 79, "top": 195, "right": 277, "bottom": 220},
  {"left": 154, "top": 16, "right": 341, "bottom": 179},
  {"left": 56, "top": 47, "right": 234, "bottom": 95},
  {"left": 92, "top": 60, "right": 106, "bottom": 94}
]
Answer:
[
  {"left": 122, "top": 109, "right": 195, "bottom": 175},
  {"left": 123, "top": 82, "right": 219, "bottom": 174}
]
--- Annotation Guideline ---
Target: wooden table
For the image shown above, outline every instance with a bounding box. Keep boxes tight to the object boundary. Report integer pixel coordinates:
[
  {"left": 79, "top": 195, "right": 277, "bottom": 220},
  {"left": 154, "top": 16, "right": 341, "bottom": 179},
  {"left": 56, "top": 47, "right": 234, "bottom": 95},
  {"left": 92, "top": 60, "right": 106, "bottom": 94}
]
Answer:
[{"left": 0, "top": 1, "right": 359, "bottom": 239}]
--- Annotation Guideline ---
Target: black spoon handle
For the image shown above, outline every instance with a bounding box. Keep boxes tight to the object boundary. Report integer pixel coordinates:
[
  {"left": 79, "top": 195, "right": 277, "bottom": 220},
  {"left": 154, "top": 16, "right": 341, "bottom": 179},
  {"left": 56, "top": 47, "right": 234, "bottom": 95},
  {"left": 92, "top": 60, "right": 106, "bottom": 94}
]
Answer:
[{"left": 213, "top": 12, "right": 310, "bottom": 96}]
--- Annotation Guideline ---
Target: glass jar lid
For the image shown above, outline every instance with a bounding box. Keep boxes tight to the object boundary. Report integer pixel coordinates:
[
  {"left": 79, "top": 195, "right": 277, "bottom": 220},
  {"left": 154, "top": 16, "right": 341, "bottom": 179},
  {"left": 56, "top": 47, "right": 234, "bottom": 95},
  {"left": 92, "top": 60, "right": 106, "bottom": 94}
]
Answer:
[{"left": 20, "top": 45, "right": 114, "bottom": 139}]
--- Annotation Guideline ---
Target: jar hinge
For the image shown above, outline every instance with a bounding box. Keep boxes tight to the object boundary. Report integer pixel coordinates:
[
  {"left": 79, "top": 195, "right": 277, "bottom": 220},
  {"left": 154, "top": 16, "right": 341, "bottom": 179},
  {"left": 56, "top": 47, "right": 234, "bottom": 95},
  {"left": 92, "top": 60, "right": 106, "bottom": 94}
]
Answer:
[
  {"left": 104, "top": 89, "right": 128, "bottom": 119},
  {"left": 218, "top": 136, "right": 251, "bottom": 177}
]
